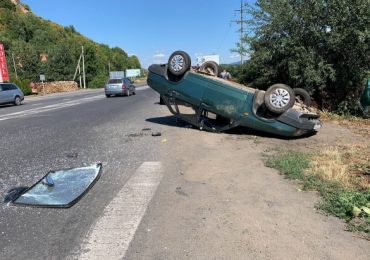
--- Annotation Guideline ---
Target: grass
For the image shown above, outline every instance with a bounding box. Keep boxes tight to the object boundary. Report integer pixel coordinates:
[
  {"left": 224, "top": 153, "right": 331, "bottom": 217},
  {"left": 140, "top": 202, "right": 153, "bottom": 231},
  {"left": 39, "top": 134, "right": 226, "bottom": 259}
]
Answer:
[{"left": 266, "top": 149, "right": 370, "bottom": 235}]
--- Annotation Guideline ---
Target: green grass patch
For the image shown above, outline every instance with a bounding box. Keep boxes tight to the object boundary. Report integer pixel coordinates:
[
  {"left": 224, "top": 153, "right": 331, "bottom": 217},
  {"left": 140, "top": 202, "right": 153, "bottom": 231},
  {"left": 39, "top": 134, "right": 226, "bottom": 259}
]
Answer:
[
  {"left": 266, "top": 151, "right": 370, "bottom": 234},
  {"left": 265, "top": 151, "right": 309, "bottom": 180}
]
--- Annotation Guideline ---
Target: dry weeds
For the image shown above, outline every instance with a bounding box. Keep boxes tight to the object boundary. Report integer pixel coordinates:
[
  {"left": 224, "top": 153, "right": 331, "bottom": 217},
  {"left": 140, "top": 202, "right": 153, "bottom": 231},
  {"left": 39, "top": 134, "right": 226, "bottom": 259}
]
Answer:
[{"left": 310, "top": 145, "right": 370, "bottom": 190}]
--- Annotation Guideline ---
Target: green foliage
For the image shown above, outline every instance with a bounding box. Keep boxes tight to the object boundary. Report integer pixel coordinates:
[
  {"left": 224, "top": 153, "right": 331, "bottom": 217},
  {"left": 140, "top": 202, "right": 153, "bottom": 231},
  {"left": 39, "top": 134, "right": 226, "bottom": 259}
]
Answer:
[
  {"left": 0, "top": 7, "right": 141, "bottom": 85},
  {"left": 238, "top": 0, "right": 370, "bottom": 113},
  {"left": 88, "top": 72, "right": 107, "bottom": 89},
  {"left": 266, "top": 150, "right": 370, "bottom": 233},
  {"left": 14, "top": 78, "right": 32, "bottom": 95},
  {"left": 0, "top": 0, "right": 15, "bottom": 11},
  {"left": 266, "top": 151, "right": 309, "bottom": 180}
]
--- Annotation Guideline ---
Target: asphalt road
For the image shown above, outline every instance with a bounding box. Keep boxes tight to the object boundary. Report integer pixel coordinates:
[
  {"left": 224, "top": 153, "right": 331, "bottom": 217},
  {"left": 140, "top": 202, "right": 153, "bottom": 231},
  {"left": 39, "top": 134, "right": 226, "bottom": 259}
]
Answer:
[{"left": 0, "top": 86, "right": 169, "bottom": 259}]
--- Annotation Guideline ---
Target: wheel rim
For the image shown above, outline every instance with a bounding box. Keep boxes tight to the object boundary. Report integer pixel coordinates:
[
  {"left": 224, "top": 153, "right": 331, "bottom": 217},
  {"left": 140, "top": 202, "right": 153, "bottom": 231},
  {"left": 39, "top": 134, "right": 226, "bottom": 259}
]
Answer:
[
  {"left": 170, "top": 55, "right": 184, "bottom": 72},
  {"left": 15, "top": 97, "right": 20, "bottom": 105},
  {"left": 269, "top": 88, "right": 291, "bottom": 108}
]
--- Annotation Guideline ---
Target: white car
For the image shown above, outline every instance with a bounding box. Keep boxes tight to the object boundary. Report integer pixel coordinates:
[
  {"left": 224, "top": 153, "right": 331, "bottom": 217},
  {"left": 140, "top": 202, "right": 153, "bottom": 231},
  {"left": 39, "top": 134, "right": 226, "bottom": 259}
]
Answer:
[{"left": 0, "top": 83, "right": 24, "bottom": 106}]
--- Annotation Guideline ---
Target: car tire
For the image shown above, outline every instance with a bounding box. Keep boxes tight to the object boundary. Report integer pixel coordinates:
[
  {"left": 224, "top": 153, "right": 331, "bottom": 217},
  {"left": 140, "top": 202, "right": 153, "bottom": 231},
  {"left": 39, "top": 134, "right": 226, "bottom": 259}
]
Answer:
[
  {"left": 200, "top": 61, "right": 219, "bottom": 76},
  {"left": 168, "top": 51, "right": 191, "bottom": 77},
  {"left": 106, "top": 94, "right": 111, "bottom": 98},
  {"left": 293, "top": 88, "right": 311, "bottom": 106},
  {"left": 14, "top": 96, "right": 22, "bottom": 106},
  {"left": 264, "top": 84, "right": 295, "bottom": 114}
]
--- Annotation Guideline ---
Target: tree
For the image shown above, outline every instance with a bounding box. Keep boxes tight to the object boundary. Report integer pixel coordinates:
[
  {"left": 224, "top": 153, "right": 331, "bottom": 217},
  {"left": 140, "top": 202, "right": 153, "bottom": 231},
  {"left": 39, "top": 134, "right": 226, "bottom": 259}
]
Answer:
[
  {"left": 240, "top": 0, "right": 370, "bottom": 113},
  {"left": 0, "top": 0, "right": 16, "bottom": 11}
]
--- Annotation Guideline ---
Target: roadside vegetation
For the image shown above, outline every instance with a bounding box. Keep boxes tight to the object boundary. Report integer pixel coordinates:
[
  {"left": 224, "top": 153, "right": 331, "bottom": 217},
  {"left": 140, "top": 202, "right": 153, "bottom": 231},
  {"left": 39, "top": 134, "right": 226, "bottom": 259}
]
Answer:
[
  {"left": 0, "top": 0, "right": 140, "bottom": 88},
  {"left": 229, "top": 0, "right": 369, "bottom": 116},
  {"left": 266, "top": 147, "right": 370, "bottom": 235}
]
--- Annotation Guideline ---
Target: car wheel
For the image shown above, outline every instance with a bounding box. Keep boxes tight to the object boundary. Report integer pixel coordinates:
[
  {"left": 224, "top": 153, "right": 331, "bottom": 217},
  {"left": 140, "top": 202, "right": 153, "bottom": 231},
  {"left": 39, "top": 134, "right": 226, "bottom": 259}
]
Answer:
[
  {"left": 200, "top": 61, "right": 219, "bottom": 76},
  {"left": 264, "top": 84, "right": 295, "bottom": 114},
  {"left": 168, "top": 51, "right": 191, "bottom": 77},
  {"left": 14, "top": 96, "right": 22, "bottom": 106},
  {"left": 106, "top": 94, "right": 111, "bottom": 98},
  {"left": 293, "top": 88, "right": 311, "bottom": 106}
]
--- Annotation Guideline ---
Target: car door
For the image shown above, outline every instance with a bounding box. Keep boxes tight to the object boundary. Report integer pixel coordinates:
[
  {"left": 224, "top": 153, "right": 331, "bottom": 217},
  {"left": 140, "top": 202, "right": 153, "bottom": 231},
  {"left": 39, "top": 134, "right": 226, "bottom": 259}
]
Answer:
[
  {"left": 201, "top": 80, "right": 248, "bottom": 120},
  {"left": 1, "top": 84, "right": 13, "bottom": 103},
  {"left": 0, "top": 84, "right": 5, "bottom": 103}
]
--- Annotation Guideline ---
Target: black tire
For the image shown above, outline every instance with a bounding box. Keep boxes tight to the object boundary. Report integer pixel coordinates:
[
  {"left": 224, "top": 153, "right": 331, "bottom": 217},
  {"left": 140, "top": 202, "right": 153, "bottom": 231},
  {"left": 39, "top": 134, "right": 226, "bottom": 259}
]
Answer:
[
  {"left": 293, "top": 88, "right": 311, "bottom": 106},
  {"left": 168, "top": 51, "right": 191, "bottom": 77},
  {"left": 264, "top": 84, "right": 295, "bottom": 114},
  {"left": 200, "top": 61, "right": 219, "bottom": 76},
  {"left": 106, "top": 94, "right": 111, "bottom": 98},
  {"left": 14, "top": 96, "right": 22, "bottom": 106}
]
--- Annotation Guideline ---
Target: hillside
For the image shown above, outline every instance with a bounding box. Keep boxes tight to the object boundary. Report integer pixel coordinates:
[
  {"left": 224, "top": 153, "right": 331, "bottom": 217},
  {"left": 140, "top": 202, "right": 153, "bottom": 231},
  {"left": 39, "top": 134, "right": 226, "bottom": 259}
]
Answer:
[{"left": 0, "top": 0, "right": 141, "bottom": 87}]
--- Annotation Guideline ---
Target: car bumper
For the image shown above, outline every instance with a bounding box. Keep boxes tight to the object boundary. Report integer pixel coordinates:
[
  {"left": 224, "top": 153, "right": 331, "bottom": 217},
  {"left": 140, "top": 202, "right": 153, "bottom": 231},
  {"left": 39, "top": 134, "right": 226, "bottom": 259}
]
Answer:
[
  {"left": 277, "top": 109, "right": 322, "bottom": 135},
  {"left": 105, "top": 90, "right": 125, "bottom": 95}
]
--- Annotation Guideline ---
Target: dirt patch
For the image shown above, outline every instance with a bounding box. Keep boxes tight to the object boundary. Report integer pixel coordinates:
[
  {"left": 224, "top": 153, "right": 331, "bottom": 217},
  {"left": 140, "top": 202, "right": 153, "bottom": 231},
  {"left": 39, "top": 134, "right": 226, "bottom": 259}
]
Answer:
[{"left": 126, "top": 116, "right": 370, "bottom": 259}]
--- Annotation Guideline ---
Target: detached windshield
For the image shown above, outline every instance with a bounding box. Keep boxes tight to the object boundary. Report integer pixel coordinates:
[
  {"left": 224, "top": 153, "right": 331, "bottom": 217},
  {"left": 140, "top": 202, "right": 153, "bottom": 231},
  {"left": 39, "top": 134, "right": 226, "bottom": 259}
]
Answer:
[{"left": 13, "top": 164, "right": 102, "bottom": 208}]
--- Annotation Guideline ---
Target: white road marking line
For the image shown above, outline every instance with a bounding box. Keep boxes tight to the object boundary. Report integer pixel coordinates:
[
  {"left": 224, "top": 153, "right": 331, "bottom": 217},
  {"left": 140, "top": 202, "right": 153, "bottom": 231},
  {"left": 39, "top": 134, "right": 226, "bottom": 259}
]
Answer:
[
  {"left": 0, "top": 95, "right": 103, "bottom": 121},
  {"left": 78, "top": 162, "right": 163, "bottom": 260}
]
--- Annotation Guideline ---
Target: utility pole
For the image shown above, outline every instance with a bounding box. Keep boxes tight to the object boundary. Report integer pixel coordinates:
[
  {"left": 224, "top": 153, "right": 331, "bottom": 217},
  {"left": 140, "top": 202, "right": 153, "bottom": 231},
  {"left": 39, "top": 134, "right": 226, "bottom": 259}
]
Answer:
[
  {"left": 73, "top": 51, "right": 82, "bottom": 88},
  {"left": 82, "top": 46, "right": 86, "bottom": 89},
  {"left": 231, "top": 0, "right": 246, "bottom": 65},
  {"left": 11, "top": 53, "right": 18, "bottom": 80}
]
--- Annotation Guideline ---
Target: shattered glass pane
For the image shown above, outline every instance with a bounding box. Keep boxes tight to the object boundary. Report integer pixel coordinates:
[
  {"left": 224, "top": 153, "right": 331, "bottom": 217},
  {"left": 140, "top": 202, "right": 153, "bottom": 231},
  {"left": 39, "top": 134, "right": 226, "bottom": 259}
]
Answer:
[{"left": 13, "top": 164, "right": 102, "bottom": 208}]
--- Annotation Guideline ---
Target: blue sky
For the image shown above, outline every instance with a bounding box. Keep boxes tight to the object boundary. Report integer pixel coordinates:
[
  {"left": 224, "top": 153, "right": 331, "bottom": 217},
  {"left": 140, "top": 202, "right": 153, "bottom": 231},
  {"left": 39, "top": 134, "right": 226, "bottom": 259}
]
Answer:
[{"left": 21, "top": 0, "right": 254, "bottom": 68}]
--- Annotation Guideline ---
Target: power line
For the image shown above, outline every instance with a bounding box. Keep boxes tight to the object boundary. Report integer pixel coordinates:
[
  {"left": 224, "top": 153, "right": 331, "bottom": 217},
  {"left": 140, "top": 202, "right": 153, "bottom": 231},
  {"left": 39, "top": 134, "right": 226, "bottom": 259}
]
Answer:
[{"left": 231, "top": 0, "right": 247, "bottom": 65}]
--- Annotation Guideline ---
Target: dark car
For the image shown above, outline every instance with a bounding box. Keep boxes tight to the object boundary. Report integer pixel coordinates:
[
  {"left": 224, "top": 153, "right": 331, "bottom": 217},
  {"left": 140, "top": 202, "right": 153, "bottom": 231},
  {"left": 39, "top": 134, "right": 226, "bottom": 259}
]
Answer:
[
  {"left": 105, "top": 77, "right": 136, "bottom": 97},
  {"left": 147, "top": 50, "right": 322, "bottom": 137},
  {"left": 0, "top": 82, "right": 24, "bottom": 106}
]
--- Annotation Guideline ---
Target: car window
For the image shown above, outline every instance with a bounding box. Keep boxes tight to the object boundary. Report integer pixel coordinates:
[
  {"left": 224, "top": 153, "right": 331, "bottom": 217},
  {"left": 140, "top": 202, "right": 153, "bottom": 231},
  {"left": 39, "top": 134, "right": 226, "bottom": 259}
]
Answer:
[
  {"left": 0, "top": 84, "right": 3, "bottom": 91},
  {"left": 107, "top": 78, "right": 123, "bottom": 84},
  {"left": 8, "top": 84, "right": 17, "bottom": 90},
  {"left": 1, "top": 84, "right": 11, "bottom": 91}
]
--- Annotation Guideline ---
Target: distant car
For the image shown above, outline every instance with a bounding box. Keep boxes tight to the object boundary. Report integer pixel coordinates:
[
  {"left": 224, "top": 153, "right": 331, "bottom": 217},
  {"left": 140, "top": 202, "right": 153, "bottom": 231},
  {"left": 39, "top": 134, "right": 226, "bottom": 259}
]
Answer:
[
  {"left": 0, "top": 82, "right": 24, "bottom": 106},
  {"left": 147, "top": 50, "right": 322, "bottom": 138},
  {"left": 105, "top": 78, "right": 136, "bottom": 97}
]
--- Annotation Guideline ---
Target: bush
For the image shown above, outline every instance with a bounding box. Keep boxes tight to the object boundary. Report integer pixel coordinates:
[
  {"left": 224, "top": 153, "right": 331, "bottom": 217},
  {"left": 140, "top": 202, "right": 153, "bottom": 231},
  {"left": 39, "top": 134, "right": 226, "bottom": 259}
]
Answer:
[
  {"left": 0, "top": 0, "right": 16, "bottom": 11},
  {"left": 88, "top": 73, "right": 107, "bottom": 88},
  {"left": 14, "top": 79, "right": 32, "bottom": 95}
]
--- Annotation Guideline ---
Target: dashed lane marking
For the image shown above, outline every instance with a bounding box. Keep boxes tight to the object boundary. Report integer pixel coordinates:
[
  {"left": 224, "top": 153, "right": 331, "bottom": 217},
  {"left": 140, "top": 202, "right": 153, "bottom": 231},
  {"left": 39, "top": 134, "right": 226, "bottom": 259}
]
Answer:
[{"left": 78, "top": 162, "right": 163, "bottom": 260}]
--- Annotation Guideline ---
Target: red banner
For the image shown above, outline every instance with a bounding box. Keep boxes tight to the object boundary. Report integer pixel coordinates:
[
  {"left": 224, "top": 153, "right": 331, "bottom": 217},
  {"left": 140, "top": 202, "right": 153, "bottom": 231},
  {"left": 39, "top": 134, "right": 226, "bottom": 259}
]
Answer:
[{"left": 0, "top": 43, "right": 9, "bottom": 81}]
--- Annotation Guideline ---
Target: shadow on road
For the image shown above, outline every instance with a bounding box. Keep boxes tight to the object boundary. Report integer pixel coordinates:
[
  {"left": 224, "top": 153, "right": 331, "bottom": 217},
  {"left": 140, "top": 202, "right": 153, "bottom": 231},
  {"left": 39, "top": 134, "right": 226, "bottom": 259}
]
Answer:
[{"left": 146, "top": 116, "right": 317, "bottom": 140}]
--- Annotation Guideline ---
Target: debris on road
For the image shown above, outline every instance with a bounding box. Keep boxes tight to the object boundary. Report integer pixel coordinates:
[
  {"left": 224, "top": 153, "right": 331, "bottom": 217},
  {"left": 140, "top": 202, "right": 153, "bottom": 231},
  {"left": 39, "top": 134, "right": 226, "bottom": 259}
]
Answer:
[
  {"left": 4, "top": 164, "right": 102, "bottom": 208},
  {"left": 152, "top": 132, "right": 162, "bottom": 137},
  {"left": 66, "top": 152, "right": 78, "bottom": 158}
]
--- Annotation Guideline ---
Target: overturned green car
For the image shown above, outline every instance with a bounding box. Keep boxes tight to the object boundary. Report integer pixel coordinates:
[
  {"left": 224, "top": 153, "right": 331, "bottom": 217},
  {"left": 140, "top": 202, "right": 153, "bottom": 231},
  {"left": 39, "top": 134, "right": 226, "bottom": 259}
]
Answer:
[{"left": 147, "top": 51, "right": 322, "bottom": 137}]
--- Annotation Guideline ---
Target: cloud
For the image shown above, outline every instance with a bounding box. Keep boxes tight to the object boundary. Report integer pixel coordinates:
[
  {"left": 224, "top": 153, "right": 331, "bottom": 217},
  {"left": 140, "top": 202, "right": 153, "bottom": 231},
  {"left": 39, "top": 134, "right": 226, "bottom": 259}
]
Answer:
[
  {"left": 153, "top": 52, "right": 166, "bottom": 63},
  {"left": 153, "top": 53, "right": 165, "bottom": 59},
  {"left": 229, "top": 53, "right": 240, "bottom": 59}
]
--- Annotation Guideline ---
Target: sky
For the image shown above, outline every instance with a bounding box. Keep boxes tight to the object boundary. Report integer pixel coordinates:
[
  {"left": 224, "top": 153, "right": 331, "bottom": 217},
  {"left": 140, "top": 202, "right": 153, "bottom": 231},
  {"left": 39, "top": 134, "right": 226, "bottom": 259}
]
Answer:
[{"left": 21, "top": 0, "right": 255, "bottom": 69}]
